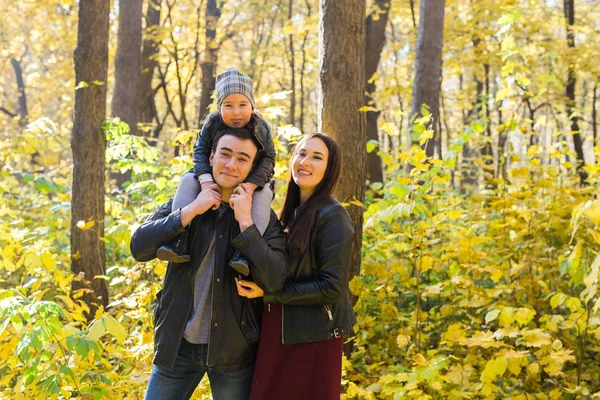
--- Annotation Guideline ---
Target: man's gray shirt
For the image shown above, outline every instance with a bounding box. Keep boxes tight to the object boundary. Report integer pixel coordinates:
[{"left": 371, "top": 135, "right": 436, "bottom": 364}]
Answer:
[{"left": 183, "top": 206, "right": 228, "bottom": 344}]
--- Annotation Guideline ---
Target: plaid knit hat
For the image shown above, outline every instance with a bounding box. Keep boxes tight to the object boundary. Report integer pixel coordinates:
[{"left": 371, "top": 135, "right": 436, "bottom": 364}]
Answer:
[{"left": 215, "top": 67, "right": 255, "bottom": 109}]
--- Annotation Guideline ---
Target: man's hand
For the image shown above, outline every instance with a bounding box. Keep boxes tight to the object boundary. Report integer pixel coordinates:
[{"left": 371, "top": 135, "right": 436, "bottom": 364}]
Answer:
[
  {"left": 229, "top": 185, "right": 253, "bottom": 232},
  {"left": 235, "top": 277, "right": 264, "bottom": 299},
  {"left": 181, "top": 187, "right": 221, "bottom": 227},
  {"left": 201, "top": 181, "right": 222, "bottom": 210}
]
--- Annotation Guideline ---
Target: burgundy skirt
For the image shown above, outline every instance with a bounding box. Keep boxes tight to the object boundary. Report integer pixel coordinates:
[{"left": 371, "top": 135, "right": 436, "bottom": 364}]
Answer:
[{"left": 249, "top": 303, "right": 344, "bottom": 400}]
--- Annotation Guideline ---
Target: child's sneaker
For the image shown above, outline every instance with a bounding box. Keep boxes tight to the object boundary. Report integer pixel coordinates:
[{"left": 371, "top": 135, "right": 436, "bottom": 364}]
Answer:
[
  {"left": 156, "top": 231, "right": 190, "bottom": 263},
  {"left": 229, "top": 250, "right": 250, "bottom": 276}
]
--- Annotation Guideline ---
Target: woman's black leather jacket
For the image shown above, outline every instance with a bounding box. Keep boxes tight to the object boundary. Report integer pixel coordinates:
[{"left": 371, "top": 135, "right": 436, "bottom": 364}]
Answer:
[{"left": 263, "top": 197, "right": 356, "bottom": 344}]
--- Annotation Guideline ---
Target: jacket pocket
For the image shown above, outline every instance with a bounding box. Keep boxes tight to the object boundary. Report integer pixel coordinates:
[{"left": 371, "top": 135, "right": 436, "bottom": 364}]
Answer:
[{"left": 240, "top": 299, "right": 260, "bottom": 345}]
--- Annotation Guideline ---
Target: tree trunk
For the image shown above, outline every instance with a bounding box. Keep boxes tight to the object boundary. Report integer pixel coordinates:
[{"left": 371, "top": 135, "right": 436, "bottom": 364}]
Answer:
[
  {"left": 364, "top": 0, "right": 390, "bottom": 185},
  {"left": 287, "top": 0, "right": 296, "bottom": 126},
  {"left": 299, "top": 0, "right": 312, "bottom": 133},
  {"left": 112, "top": 0, "right": 143, "bottom": 134},
  {"left": 409, "top": 0, "right": 445, "bottom": 158},
  {"left": 318, "top": 0, "right": 366, "bottom": 303},
  {"left": 139, "top": 0, "right": 162, "bottom": 139},
  {"left": 11, "top": 58, "right": 28, "bottom": 127},
  {"left": 593, "top": 81, "right": 598, "bottom": 152},
  {"left": 198, "top": 0, "right": 221, "bottom": 125},
  {"left": 563, "top": 0, "right": 587, "bottom": 184},
  {"left": 112, "top": 0, "right": 143, "bottom": 186},
  {"left": 71, "top": 0, "right": 110, "bottom": 316}
]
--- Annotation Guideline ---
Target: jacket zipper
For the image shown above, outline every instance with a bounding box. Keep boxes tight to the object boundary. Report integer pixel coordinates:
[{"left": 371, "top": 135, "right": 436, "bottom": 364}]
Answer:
[
  {"left": 324, "top": 304, "right": 333, "bottom": 321},
  {"left": 254, "top": 124, "right": 265, "bottom": 151},
  {"left": 206, "top": 235, "right": 217, "bottom": 369}
]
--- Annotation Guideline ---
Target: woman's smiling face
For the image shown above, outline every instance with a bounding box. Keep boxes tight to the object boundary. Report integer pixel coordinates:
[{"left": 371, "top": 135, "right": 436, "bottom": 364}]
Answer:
[{"left": 291, "top": 137, "right": 329, "bottom": 196}]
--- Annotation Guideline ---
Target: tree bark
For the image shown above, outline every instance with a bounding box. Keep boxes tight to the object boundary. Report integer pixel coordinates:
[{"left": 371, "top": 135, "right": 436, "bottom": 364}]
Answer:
[
  {"left": 318, "top": 0, "right": 366, "bottom": 299},
  {"left": 112, "top": 0, "right": 143, "bottom": 134},
  {"left": 287, "top": 0, "right": 296, "bottom": 126},
  {"left": 563, "top": 0, "right": 587, "bottom": 184},
  {"left": 11, "top": 58, "right": 28, "bottom": 126},
  {"left": 593, "top": 81, "right": 598, "bottom": 152},
  {"left": 409, "top": 0, "right": 446, "bottom": 158},
  {"left": 139, "top": 0, "right": 162, "bottom": 138},
  {"left": 364, "top": 0, "right": 390, "bottom": 184},
  {"left": 298, "top": 0, "right": 312, "bottom": 133},
  {"left": 198, "top": 0, "right": 221, "bottom": 124},
  {"left": 71, "top": 0, "right": 110, "bottom": 316}
]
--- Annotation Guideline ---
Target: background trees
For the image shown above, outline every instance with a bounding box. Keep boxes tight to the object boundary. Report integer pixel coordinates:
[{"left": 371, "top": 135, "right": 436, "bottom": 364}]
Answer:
[
  {"left": 70, "top": 0, "right": 110, "bottom": 315},
  {"left": 2, "top": 0, "right": 600, "bottom": 398}
]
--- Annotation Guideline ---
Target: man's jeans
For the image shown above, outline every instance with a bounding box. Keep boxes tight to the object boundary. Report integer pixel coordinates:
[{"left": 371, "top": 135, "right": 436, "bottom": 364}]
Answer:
[{"left": 144, "top": 339, "right": 254, "bottom": 400}]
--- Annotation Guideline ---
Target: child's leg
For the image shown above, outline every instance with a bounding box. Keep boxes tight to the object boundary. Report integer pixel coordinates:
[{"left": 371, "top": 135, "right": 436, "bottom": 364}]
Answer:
[
  {"left": 229, "top": 182, "right": 273, "bottom": 276},
  {"left": 156, "top": 172, "right": 199, "bottom": 263},
  {"left": 172, "top": 172, "right": 201, "bottom": 211},
  {"left": 250, "top": 181, "right": 274, "bottom": 235}
]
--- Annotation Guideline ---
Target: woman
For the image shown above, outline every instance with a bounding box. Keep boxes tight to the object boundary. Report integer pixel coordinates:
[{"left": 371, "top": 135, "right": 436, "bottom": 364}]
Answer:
[{"left": 235, "top": 133, "right": 355, "bottom": 400}]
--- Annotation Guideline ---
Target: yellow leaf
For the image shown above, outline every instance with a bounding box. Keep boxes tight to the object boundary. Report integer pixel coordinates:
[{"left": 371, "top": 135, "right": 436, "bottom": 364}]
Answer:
[
  {"left": 419, "top": 129, "right": 434, "bottom": 146},
  {"left": 420, "top": 256, "right": 434, "bottom": 272},
  {"left": 396, "top": 334, "right": 411, "bottom": 348},
  {"left": 520, "top": 329, "right": 552, "bottom": 347},
  {"left": 412, "top": 353, "right": 427, "bottom": 368},
  {"left": 447, "top": 210, "right": 462, "bottom": 220},
  {"left": 397, "top": 177, "right": 412, "bottom": 185},
  {"left": 588, "top": 229, "right": 600, "bottom": 245},
  {"left": 481, "top": 356, "right": 508, "bottom": 383},
  {"left": 526, "top": 362, "right": 540, "bottom": 380},
  {"left": 564, "top": 297, "right": 581, "bottom": 313},
  {"left": 583, "top": 200, "right": 600, "bottom": 226},
  {"left": 104, "top": 315, "right": 127, "bottom": 344},
  {"left": 76, "top": 219, "right": 95, "bottom": 230},
  {"left": 499, "top": 307, "right": 515, "bottom": 327},
  {"left": 514, "top": 308, "right": 536, "bottom": 327},
  {"left": 550, "top": 293, "right": 567, "bottom": 309},
  {"left": 41, "top": 252, "right": 56, "bottom": 271},
  {"left": 490, "top": 269, "right": 503, "bottom": 283}
]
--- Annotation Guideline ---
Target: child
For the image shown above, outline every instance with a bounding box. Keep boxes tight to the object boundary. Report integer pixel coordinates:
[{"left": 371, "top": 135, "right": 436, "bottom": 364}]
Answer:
[{"left": 156, "top": 67, "right": 276, "bottom": 276}]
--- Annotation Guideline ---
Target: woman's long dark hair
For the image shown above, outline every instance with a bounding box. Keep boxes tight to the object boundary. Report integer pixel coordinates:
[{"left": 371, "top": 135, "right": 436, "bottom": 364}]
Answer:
[{"left": 280, "top": 133, "right": 342, "bottom": 256}]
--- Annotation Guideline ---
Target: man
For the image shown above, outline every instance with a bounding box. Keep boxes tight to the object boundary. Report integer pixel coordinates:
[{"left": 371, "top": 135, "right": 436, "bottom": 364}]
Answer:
[{"left": 130, "top": 127, "right": 288, "bottom": 400}]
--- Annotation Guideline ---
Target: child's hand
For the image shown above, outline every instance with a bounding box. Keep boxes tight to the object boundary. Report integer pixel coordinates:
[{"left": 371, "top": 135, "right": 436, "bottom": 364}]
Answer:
[
  {"left": 239, "top": 182, "right": 258, "bottom": 196},
  {"left": 201, "top": 181, "right": 221, "bottom": 209},
  {"left": 230, "top": 185, "right": 253, "bottom": 231}
]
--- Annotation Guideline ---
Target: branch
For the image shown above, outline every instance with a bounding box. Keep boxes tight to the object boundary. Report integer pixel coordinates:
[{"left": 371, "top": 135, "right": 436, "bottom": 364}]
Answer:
[{"left": 0, "top": 106, "right": 17, "bottom": 117}]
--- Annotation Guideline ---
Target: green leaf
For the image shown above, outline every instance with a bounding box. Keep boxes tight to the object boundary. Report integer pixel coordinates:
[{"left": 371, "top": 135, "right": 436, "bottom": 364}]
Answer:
[
  {"left": 59, "top": 365, "right": 74, "bottom": 379},
  {"left": 76, "top": 338, "right": 90, "bottom": 358}
]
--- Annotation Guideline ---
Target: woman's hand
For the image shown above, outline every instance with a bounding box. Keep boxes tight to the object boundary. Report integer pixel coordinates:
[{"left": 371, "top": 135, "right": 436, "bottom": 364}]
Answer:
[{"left": 235, "top": 277, "right": 264, "bottom": 299}]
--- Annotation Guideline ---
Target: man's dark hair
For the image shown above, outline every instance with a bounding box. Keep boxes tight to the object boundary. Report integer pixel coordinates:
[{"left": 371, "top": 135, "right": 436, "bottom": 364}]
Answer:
[{"left": 211, "top": 127, "right": 260, "bottom": 165}]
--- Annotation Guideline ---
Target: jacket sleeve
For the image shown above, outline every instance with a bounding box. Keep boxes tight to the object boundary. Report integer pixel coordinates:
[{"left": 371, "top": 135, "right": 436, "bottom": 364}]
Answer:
[
  {"left": 192, "top": 118, "right": 215, "bottom": 178},
  {"left": 263, "top": 204, "right": 355, "bottom": 305},
  {"left": 245, "top": 117, "right": 275, "bottom": 189},
  {"left": 130, "top": 209, "right": 186, "bottom": 262},
  {"left": 232, "top": 211, "right": 288, "bottom": 294}
]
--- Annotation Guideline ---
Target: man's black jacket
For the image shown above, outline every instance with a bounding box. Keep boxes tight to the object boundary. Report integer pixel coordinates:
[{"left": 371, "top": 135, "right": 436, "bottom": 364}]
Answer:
[{"left": 130, "top": 204, "right": 288, "bottom": 372}]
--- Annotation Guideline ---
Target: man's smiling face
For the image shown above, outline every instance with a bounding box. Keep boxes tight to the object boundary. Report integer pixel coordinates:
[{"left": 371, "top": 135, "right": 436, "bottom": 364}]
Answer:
[{"left": 210, "top": 134, "right": 258, "bottom": 191}]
